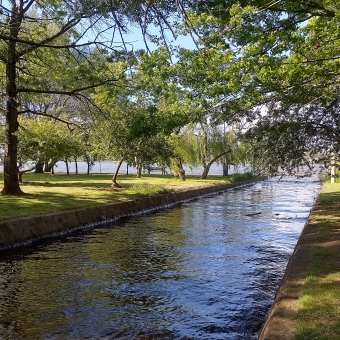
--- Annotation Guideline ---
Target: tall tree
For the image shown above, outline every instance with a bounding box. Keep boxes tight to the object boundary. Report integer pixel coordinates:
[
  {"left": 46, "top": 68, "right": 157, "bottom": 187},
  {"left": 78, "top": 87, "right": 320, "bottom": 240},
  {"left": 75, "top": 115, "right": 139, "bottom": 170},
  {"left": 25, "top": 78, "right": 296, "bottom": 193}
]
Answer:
[
  {"left": 179, "top": 0, "right": 340, "bottom": 174},
  {"left": 0, "top": 0, "right": 181, "bottom": 195},
  {"left": 91, "top": 50, "right": 181, "bottom": 186}
]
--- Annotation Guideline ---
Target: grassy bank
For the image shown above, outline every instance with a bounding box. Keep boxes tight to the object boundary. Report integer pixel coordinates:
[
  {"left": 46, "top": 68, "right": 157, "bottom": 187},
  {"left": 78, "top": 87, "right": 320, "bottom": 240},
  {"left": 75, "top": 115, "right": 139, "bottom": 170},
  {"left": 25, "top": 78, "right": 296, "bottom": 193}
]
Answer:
[
  {"left": 293, "top": 180, "right": 340, "bottom": 339},
  {"left": 0, "top": 172, "right": 255, "bottom": 222}
]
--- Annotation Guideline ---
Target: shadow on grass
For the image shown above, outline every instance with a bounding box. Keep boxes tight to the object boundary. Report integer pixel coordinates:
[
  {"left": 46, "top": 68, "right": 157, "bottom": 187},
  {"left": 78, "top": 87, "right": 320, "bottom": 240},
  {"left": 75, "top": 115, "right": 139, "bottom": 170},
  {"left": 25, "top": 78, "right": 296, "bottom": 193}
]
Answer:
[
  {"left": 18, "top": 173, "right": 115, "bottom": 188},
  {"left": 18, "top": 173, "right": 178, "bottom": 188},
  {"left": 0, "top": 189, "right": 139, "bottom": 221}
]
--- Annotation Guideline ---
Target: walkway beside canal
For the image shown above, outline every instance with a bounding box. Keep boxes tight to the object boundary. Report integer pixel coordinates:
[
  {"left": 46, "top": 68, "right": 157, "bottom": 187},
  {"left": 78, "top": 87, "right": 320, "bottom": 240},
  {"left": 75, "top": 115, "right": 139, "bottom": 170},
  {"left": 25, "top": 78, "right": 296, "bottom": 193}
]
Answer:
[{"left": 259, "top": 180, "right": 340, "bottom": 339}]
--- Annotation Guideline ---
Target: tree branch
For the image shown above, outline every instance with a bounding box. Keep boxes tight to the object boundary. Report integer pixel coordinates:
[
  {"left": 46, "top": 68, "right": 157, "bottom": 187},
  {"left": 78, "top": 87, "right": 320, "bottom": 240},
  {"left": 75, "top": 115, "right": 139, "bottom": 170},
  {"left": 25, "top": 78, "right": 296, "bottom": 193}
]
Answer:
[
  {"left": 18, "top": 109, "right": 83, "bottom": 129},
  {"left": 17, "top": 78, "right": 120, "bottom": 95}
]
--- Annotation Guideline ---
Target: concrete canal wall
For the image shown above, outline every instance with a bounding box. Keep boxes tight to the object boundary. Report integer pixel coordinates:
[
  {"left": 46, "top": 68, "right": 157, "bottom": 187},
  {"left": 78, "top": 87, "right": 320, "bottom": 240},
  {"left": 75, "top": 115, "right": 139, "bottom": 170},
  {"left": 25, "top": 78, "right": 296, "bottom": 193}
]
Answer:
[{"left": 0, "top": 181, "right": 255, "bottom": 250}]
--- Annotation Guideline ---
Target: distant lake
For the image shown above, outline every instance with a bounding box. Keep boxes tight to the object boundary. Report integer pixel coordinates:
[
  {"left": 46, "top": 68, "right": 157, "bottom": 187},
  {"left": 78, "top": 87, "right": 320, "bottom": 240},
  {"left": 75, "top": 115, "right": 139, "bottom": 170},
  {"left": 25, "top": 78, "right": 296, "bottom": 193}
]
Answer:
[{"left": 0, "top": 161, "right": 250, "bottom": 176}]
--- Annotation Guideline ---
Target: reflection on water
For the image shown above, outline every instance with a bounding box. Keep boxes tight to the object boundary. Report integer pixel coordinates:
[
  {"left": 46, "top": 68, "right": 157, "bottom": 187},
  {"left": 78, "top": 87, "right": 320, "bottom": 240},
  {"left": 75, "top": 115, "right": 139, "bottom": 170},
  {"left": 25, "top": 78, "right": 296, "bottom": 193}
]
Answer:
[{"left": 0, "top": 178, "right": 320, "bottom": 339}]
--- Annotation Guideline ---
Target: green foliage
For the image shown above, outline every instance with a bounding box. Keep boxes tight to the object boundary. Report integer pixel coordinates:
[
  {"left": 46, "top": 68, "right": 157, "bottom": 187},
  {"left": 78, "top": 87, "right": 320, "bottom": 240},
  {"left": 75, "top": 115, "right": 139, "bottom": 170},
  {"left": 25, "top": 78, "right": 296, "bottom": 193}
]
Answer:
[
  {"left": 0, "top": 0, "right": 183, "bottom": 194},
  {"left": 16, "top": 116, "right": 84, "bottom": 169},
  {"left": 92, "top": 84, "right": 175, "bottom": 168},
  {"left": 1, "top": 0, "right": 338, "bottom": 192},
  {"left": 90, "top": 47, "right": 204, "bottom": 172},
  {"left": 179, "top": 0, "right": 340, "bottom": 175},
  {"left": 245, "top": 98, "right": 340, "bottom": 176},
  {"left": 171, "top": 123, "right": 248, "bottom": 176},
  {"left": 227, "top": 172, "right": 256, "bottom": 183}
]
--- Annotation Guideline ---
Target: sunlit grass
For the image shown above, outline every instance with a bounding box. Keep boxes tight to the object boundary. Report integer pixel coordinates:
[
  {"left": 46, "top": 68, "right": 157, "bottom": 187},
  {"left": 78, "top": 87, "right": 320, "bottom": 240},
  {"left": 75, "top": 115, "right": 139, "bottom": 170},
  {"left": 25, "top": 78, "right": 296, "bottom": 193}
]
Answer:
[
  {"left": 292, "top": 179, "right": 340, "bottom": 340},
  {"left": 0, "top": 172, "right": 257, "bottom": 221}
]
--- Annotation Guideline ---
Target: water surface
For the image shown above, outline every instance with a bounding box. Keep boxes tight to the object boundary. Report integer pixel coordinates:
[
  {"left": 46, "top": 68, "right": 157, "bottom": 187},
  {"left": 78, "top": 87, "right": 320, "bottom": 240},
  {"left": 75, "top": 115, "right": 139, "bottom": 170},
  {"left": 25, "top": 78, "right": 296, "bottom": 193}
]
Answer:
[{"left": 0, "top": 178, "right": 320, "bottom": 339}]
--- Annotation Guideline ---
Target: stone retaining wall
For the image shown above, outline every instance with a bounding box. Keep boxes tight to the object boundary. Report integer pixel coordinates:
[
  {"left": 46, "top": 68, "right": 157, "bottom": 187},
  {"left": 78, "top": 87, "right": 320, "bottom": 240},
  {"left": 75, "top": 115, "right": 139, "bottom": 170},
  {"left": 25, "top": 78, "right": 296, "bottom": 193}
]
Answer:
[{"left": 0, "top": 181, "right": 255, "bottom": 250}]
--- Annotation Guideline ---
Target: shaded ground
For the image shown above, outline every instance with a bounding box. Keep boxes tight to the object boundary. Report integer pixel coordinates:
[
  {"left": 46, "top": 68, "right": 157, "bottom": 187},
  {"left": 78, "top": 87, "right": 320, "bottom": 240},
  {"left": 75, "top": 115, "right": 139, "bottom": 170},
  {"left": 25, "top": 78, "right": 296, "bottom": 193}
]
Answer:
[{"left": 259, "top": 182, "right": 340, "bottom": 339}]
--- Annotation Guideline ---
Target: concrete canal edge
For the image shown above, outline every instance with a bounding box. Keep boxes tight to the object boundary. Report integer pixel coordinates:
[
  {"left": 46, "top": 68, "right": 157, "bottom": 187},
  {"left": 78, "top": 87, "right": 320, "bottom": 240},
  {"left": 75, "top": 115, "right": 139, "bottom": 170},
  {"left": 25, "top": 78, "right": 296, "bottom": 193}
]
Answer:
[
  {"left": 258, "top": 204, "right": 318, "bottom": 339},
  {"left": 0, "top": 180, "right": 256, "bottom": 251}
]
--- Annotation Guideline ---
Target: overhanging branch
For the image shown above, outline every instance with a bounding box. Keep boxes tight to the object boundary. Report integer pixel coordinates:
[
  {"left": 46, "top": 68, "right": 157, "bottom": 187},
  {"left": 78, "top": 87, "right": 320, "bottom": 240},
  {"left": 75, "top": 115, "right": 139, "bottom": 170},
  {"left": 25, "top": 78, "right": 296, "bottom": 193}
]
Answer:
[
  {"left": 18, "top": 110, "right": 83, "bottom": 129},
  {"left": 17, "top": 78, "right": 120, "bottom": 95}
]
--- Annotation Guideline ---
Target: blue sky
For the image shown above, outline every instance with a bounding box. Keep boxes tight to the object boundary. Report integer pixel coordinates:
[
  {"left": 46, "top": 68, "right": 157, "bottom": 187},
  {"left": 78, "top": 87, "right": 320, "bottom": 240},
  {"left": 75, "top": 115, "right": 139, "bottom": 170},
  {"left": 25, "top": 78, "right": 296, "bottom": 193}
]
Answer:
[{"left": 97, "top": 23, "right": 198, "bottom": 53}]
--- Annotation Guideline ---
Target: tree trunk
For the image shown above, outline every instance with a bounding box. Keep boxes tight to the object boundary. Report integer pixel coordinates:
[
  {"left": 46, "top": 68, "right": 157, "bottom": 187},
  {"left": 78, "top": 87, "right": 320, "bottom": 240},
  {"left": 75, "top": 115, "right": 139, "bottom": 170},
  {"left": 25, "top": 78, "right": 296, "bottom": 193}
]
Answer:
[
  {"left": 201, "top": 150, "right": 230, "bottom": 179},
  {"left": 18, "top": 171, "right": 23, "bottom": 183},
  {"left": 136, "top": 166, "right": 142, "bottom": 178},
  {"left": 43, "top": 161, "right": 49, "bottom": 172},
  {"left": 44, "top": 160, "right": 49, "bottom": 172},
  {"left": 112, "top": 158, "right": 123, "bottom": 188},
  {"left": 201, "top": 165, "right": 211, "bottom": 180},
  {"left": 1, "top": 4, "right": 23, "bottom": 195},
  {"left": 34, "top": 161, "right": 44, "bottom": 173},
  {"left": 222, "top": 163, "right": 229, "bottom": 176},
  {"left": 177, "top": 158, "right": 186, "bottom": 181},
  {"left": 74, "top": 156, "right": 78, "bottom": 175},
  {"left": 84, "top": 155, "right": 93, "bottom": 175},
  {"left": 44, "top": 159, "right": 57, "bottom": 173},
  {"left": 65, "top": 159, "right": 69, "bottom": 176},
  {"left": 18, "top": 166, "right": 36, "bottom": 183},
  {"left": 135, "top": 156, "right": 142, "bottom": 178}
]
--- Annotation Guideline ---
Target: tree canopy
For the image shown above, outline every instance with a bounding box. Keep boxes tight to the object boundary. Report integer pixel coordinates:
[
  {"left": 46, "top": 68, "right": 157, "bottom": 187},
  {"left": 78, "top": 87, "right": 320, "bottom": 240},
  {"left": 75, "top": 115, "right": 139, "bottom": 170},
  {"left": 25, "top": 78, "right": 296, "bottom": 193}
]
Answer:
[
  {"left": 0, "top": 0, "right": 182, "bottom": 194},
  {"left": 178, "top": 0, "right": 340, "bottom": 175},
  {"left": 1, "top": 0, "right": 339, "bottom": 194}
]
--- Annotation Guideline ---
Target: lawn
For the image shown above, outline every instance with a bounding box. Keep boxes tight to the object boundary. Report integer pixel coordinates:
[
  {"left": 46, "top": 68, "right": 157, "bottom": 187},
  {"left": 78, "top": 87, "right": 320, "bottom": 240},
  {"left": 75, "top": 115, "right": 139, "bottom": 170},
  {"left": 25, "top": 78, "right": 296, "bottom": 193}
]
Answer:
[
  {"left": 0, "top": 172, "right": 255, "bottom": 222},
  {"left": 293, "top": 180, "right": 340, "bottom": 340}
]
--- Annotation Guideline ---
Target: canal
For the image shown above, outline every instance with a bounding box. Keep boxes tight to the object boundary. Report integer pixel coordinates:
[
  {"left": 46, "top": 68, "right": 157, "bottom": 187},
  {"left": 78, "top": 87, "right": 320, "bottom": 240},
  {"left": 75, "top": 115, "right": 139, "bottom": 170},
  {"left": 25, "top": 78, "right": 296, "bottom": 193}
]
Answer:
[{"left": 0, "top": 177, "right": 320, "bottom": 339}]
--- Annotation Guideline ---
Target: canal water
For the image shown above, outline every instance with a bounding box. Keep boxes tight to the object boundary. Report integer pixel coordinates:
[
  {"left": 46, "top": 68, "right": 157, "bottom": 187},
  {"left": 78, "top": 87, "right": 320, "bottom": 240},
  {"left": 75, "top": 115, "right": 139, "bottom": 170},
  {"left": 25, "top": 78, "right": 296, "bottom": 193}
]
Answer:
[{"left": 0, "top": 177, "right": 320, "bottom": 340}]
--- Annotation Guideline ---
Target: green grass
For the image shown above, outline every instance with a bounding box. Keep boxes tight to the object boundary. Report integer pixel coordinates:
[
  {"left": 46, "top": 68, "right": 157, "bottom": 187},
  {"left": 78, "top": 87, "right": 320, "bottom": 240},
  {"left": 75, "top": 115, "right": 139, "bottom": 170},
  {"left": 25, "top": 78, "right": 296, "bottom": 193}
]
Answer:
[
  {"left": 0, "top": 172, "right": 257, "bottom": 222},
  {"left": 292, "top": 180, "right": 340, "bottom": 340}
]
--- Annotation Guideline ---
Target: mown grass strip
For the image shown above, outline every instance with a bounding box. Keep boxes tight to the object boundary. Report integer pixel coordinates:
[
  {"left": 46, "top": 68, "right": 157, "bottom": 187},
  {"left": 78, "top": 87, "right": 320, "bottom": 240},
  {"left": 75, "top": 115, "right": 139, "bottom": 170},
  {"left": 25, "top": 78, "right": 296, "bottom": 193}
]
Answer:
[
  {"left": 0, "top": 172, "right": 256, "bottom": 222},
  {"left": 293, "top": 181, "right": 340, "bottom": 340}
]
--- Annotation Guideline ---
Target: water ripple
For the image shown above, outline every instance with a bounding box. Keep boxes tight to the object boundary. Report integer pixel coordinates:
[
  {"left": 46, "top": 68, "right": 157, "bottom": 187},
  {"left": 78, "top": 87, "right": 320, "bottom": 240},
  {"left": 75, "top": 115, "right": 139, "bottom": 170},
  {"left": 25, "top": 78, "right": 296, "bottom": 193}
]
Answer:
[{"left": 0, "top": 177, "right": 320, "bottom": 339}]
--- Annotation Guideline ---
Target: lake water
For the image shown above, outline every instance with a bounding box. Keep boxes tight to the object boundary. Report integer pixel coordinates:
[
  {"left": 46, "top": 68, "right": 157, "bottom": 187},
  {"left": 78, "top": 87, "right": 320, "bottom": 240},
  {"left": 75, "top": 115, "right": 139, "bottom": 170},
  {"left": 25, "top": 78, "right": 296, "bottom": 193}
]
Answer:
[
  {"left": 0, "top": 177, "right": 320, "bottom": 339},
  {"left": 0, "top": 161, "right": 250, "bottom": 176}
]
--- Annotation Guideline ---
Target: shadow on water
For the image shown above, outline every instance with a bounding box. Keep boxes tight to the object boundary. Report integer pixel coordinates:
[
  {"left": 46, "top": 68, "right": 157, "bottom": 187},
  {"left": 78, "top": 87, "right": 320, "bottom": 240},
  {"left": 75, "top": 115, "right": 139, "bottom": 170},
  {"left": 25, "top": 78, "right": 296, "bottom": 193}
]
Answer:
[{"left": 0, "top": 178, "right": 320, "bottom": 340}]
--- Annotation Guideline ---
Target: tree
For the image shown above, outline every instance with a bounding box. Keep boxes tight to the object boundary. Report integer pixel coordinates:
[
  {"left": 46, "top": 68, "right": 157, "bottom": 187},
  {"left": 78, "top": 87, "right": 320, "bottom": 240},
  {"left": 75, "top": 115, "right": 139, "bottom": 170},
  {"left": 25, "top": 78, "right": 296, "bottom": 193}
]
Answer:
[
  {"left": 178, "top": 1, "right": 340, "bottom": 174},
  {"left": 16, "top": 116, "right": 84, "bottom": 180},
  {"left": 245, "top": 96, "right": 340, "bottom": 176},
  {"left": 0, "top": 0, "right": 183, "bottom": 195},
  {"left": 92, "top": 71, "right": 176, "bottom": 185},
  {"left": 173, "top": 123, "right": 245, "bottom": 179}
]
